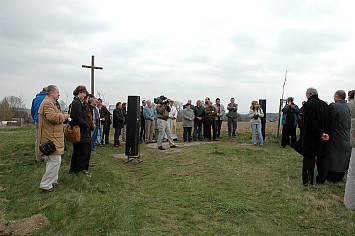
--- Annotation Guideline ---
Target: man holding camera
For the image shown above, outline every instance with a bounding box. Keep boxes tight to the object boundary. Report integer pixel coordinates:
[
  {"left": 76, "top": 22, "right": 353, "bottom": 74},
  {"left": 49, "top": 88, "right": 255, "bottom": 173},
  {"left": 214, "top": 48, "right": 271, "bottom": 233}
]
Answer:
[
  {"left": 156, "top": 97, "right": 177, "bottom": 150},
  {"left": 281, "top": 97, "right": 300, "bottom": 148}
]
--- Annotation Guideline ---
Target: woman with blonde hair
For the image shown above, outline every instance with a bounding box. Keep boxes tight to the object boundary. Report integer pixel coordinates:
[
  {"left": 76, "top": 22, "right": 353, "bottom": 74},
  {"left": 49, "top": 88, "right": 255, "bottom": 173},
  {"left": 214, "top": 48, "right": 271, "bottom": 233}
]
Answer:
[{"left": 249, "top": 100, "right": 264, "bottom": 146}]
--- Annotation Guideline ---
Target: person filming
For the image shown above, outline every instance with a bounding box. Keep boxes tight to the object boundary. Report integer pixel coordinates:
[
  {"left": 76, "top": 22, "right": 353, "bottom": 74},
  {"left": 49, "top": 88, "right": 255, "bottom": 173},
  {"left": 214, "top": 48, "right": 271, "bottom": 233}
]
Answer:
[{"left": 155, "top": 96, "right": 177, "bottom": 150}]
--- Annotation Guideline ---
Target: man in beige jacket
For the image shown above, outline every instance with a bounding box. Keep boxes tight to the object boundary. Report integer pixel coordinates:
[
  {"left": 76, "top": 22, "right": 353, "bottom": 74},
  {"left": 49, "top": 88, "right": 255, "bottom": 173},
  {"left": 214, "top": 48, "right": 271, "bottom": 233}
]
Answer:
[{"left": 38, "top": 85, "right": 69, "bottom": 192}]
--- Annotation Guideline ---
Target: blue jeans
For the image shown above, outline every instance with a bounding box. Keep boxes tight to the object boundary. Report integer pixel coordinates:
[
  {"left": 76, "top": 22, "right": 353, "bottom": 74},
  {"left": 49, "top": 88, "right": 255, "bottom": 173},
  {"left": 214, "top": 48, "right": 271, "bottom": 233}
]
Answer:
[
  {"left": 193, "top": 122, "right": 203, "bottom": 141},
  {"left": 96, "top": 126, "right": 103, "bottom": 144},
  {"left": 251, "top": 124, "right": 263, "bottom": 145},
  {"left": 91, "top": 126, "right": 99, "bottom": 151}
]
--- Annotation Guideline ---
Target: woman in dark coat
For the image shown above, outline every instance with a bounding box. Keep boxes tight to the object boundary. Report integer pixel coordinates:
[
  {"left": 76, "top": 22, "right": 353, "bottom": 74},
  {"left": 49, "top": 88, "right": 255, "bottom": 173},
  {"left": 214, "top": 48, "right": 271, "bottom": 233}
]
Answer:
[{"left": 69, "top": 86, "right": 92, "bottom": 173}]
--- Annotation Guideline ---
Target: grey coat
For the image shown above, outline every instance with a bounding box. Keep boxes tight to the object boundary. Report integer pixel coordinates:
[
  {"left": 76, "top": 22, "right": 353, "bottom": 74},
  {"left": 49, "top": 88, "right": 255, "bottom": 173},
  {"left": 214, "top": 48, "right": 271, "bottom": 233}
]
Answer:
[
  {"left": 182, "top": 108, "right": 195, "bottom": 127},
  {"left": 325, "top": 99, "right": 351, "bottom": 172},
  {"left": 213, "top": 104, "right": 225, "bottom": 120},
  {"left": 349, "top": 100, "right": 355, "bottom": 147},
  {"left": 227, "top": 103, "right": 238, "bottom": 118}
]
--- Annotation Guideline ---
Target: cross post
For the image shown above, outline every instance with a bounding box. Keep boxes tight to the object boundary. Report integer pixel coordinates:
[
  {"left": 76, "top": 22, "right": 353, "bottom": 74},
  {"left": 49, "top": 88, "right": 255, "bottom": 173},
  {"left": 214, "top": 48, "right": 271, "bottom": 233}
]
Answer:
[{"left": 82, "top": 55, "right": 103, "bottom": 96}]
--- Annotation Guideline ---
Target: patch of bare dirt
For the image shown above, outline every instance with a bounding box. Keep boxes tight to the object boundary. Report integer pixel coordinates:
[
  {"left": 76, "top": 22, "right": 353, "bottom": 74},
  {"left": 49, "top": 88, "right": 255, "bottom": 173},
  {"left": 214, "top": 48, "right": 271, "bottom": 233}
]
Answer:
[{"left": 0, "top": 214, "right": 50, "bottom": 235}]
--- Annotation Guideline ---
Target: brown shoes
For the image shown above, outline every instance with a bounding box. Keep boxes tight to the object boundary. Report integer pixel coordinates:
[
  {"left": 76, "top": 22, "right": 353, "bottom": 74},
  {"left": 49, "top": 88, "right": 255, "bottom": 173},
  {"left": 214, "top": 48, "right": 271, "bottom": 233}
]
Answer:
[{"left": 40, "top": 187, "right": 55, "bottom": 192}]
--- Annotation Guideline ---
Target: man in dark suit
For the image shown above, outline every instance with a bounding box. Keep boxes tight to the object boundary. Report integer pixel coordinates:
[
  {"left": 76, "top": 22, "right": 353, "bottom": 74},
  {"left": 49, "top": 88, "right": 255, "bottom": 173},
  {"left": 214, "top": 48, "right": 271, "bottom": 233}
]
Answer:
[
  {"left": 98, "top": 99, "right": 111, "bottom": 145},
  {"left": 302, "top": 88, "right": 330, "bottom": 185}
]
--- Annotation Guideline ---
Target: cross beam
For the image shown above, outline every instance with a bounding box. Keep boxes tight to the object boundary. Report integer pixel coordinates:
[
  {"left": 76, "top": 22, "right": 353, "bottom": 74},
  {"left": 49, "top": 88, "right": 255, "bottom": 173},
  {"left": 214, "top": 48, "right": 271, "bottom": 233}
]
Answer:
[{"left": 82, "top": 55, "right": 103, "bottom": 96}]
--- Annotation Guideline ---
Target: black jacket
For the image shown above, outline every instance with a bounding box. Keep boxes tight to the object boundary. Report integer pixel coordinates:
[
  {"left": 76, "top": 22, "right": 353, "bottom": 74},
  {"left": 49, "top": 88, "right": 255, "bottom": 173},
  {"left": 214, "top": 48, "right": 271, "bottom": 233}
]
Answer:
[
  {"left": 70, "top": 97, "right": 91, "bottom": 143},
  {"left": 302, "top": 95, "right": 329, "bottom": 156},
  {"left": 193, "top": 105, "right": 205, "bottom": 123},
  {"left": 113, "top": 108, "right": 125, "bottom": 129}
]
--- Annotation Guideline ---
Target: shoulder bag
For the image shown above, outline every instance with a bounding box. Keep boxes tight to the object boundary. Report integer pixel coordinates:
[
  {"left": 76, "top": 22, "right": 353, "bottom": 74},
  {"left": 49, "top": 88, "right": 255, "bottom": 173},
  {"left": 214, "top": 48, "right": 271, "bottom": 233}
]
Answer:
[
  {"left": 64, "top": 106, "right": 81, "bottom": 143},
  {"left": 39, "top": 106, "right": 56, "bottom": 156}
]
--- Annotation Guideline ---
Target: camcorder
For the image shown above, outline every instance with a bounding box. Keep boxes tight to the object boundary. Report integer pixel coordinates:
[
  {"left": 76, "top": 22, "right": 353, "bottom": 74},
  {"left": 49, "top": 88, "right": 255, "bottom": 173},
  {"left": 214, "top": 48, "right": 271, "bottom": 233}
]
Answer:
[{"left": 154, "top": 95, "right": 169, "bottom": 105}]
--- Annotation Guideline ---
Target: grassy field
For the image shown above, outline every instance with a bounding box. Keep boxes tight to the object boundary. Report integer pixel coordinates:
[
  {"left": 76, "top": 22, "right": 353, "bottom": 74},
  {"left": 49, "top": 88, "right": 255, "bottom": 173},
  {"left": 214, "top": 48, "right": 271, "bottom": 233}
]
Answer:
[{"left": 0, "top": 123, "right": 354, "bottom": 235}]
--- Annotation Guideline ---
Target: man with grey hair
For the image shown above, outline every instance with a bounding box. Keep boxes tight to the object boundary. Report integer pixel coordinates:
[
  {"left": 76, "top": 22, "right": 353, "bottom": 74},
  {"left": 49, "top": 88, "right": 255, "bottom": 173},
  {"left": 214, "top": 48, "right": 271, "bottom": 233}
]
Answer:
[
  {"left": 324, "top": 90, "right": 351, "bottom": 183},
  {"left": 301, "top": 87, "right": 330, "bottom": 185},
  {"left": 143, "top": 100, "right": 157, "bottom": 143},
  {"left": 38, "top": 85, "right": 69, "bottom": 192},
  {"left": 193, "top": 100, "right": 205, "bottom": 141}
]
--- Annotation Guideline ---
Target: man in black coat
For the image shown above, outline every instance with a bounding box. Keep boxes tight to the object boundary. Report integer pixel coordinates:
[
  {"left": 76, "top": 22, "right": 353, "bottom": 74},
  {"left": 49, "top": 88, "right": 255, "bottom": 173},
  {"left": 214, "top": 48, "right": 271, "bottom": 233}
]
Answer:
[
  {"left": 113, "top": 102, "right": 125, "bottom": 147},
  {"left": 193, "top": 100, "right": 205, "bottom": 141},
  {"left": 98, "top": 99, "right": 111, "bottom": 145},
  {"left": 302, "top": 88, "right": 330, "bottom": 185}
]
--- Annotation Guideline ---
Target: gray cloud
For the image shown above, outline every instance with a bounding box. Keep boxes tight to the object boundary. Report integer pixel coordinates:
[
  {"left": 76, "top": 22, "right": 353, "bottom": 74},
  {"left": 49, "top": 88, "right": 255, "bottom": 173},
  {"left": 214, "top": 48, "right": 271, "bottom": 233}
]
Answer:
[
  {"left": 276, "top": 27, "right": 349, "bottom": 55},
  {"left": 0, "top": 0, "right": 354, "bottom": 113}
]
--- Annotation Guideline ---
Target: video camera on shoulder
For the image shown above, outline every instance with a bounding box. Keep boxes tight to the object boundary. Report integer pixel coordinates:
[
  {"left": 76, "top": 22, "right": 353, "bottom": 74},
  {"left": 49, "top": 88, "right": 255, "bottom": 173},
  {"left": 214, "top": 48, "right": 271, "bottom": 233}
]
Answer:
[{"left": 154, "top": 95, "right": 169, "bottom": 105}]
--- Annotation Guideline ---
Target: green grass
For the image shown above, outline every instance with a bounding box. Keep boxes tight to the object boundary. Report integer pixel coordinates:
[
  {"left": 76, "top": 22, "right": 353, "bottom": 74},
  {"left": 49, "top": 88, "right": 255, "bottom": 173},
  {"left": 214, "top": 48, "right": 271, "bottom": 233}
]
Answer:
[{"left": 0, "top": 125, "right": 354, "bottom": 235}]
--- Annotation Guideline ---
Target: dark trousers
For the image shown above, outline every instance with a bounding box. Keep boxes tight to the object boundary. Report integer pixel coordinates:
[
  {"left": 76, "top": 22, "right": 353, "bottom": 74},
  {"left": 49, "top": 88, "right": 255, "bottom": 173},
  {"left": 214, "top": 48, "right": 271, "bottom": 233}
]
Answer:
[
  {"left": 216, "top": 119, "right": 222, "bottom": 137},
  {"left": 326, "top": 171, "right": 346, "bottom": 183},
  {"left": 206, "top": 119, "right": 217, "bottom": 141},
  {"left": 203, "top": 119, "right": 208, "bottom": 139},
  {"left": 193, "top": 122, "right": 203, "bottom": 141},
  {"left": 302, "top": 154, "right": 327, "bottom": 185},
  {"left": 101, "top": 124, "right": 110, "bottom": 144},
  {"left": 70, "top": 142, "right": 91, "bottom": 173},
  {"left": 114, "top": 127, "right": 122, "bottom": 145},
  {"left": 228, "top": 117, "right": 237, "bottom": 136},
  {"left": 140, "top": 119, "right": 145, "bottom": 141},
  {"left": 183, "top": 127, "right": 192, "bottom": 141},
  {"left": 281, "top": 122, "right": 297, "bottom": 147}
]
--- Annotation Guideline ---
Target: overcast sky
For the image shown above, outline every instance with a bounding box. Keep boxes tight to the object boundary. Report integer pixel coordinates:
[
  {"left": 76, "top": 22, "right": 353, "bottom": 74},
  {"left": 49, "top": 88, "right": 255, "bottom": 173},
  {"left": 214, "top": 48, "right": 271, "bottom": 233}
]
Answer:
[{"left": 1, "top": 0, "right": 354, "bottom": 113}]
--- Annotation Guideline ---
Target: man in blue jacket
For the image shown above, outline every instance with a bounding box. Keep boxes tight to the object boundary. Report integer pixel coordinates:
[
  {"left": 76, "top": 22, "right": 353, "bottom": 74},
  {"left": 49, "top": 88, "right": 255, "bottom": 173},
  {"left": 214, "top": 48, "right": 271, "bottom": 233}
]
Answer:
[{"left": 31, "top": 88, "right": 47, "bottom": 162}]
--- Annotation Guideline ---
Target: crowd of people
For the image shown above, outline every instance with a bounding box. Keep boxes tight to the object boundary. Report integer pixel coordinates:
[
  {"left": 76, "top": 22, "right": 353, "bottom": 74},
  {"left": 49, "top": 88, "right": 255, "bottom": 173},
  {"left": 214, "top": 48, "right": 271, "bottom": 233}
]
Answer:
[
  {"left": 138, "top": 97, "right": 262, "bottom": 147},
  {"left": 31, "top": 85, "right": 354, "bottom": 211}
]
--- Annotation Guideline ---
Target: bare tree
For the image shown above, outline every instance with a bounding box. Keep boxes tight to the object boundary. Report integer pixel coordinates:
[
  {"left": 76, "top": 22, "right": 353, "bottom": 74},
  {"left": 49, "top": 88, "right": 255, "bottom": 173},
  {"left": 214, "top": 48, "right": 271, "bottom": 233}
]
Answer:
[
  {"left": 64, "top": 91, "right": 70, "bottom": 108},
  {"left": 174, "top": 101, "right": 183, "bottom": 112},
  {"left": 59, "top": 100, "right": 67, "bottom": 112},
  {"left": 96, "top": 90, "right": 109, "bottom": 105},
  {"left": 5, "top": 95, "right": 27, "bottom": 118},
  {"left": 174, "top": 101, "right": 183, "bottom": 122}
]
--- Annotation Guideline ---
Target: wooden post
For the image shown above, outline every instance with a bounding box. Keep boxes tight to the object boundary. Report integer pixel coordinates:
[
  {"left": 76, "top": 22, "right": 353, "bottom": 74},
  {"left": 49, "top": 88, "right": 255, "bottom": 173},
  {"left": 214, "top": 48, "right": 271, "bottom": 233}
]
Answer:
[{"left": 277, "top": 99, "right": 285, "bottom": 138}]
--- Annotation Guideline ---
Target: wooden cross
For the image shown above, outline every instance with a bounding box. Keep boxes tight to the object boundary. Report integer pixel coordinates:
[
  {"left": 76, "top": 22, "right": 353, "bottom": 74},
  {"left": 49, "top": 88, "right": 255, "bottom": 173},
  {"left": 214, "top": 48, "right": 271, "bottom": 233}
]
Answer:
[{"left": 82, "top": 55, "right": 103, "bottom": 96}]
